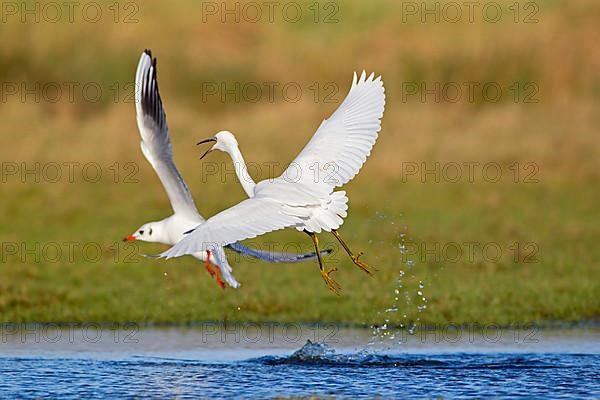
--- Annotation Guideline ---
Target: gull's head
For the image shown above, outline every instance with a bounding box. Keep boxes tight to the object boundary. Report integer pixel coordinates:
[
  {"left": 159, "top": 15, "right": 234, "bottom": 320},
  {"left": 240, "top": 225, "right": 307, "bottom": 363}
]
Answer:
[
  {"left": 197, "top": 130, "right": 238, "bottom": 159},
  {"left": 123, "top": 222, "right": 157, "bottom": 243}
]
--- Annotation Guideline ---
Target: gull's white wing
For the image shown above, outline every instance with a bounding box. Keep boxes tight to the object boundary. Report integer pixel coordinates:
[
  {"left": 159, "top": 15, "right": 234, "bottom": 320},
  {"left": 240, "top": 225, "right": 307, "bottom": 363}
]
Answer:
[
  {"left": 135, "top": 50, "right": 202, "bottom": 220},
  {"left": 160, "top": 192, "right": 303, "bottom": 259},
  {"left": 282, "top": 71, "right": 385, "bottom": 191}
]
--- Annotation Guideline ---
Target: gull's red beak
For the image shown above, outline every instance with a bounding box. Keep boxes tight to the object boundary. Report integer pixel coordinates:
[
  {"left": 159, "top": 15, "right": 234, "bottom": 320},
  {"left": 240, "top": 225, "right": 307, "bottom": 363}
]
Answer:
[{"left": 123, "top": 235, "right": 136, "bottom": 242}]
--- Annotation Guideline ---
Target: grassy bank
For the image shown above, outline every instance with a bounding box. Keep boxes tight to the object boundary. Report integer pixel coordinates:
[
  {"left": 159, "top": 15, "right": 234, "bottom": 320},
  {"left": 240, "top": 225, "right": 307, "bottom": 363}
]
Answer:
[{"left": 1, "top": 180, "right": 598, "bottom": 326}]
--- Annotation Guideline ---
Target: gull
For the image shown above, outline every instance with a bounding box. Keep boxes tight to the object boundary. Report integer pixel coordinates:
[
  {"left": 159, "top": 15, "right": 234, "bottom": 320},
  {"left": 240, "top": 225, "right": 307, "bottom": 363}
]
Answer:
[
  {"left": 160, "top": 70, "right": 385, "bottom": 294},
  {"left": 124, "top": 49, "right": 330, "bottom": 288}
]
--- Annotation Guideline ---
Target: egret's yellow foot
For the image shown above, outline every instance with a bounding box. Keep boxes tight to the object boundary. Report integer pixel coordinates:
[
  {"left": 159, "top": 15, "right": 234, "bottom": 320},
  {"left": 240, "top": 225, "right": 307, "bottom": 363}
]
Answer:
[
  {"left": 320, "top": 266, "right": 341, "bottom": 295},
  {"left": 305, "top": 230, "right": 342, "bottom": 295},
  {"left": 331, "top": 230, "right": 376, "bottom": 276},
  {"left": 351, "top": 251, "right": 376, "bottom": 276}
]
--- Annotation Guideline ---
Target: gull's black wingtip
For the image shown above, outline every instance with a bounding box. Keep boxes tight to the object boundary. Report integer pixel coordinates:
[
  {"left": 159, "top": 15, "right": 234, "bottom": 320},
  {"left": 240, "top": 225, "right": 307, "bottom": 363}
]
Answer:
[
  {"left": 323, "top": 248, "right": 333, "bottom": 255},
  {"left": 143, "top": 49, "right": 157, "bottom": 69}
]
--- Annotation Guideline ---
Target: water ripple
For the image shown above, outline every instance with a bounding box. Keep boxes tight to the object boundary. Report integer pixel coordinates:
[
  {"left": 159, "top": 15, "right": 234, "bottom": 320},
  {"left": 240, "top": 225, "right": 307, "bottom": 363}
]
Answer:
[{"left": 1, "top": 340, "right": 598, "bottom": 398}]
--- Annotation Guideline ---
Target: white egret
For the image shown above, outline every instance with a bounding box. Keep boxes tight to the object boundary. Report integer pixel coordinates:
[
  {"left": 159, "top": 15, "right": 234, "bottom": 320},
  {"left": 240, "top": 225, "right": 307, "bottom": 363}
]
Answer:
[
  {"left": 125, "top": 49, "right": 331, "bottom": 288},
  {"left": 161, "top": 71, "right": 385, "bottom": 294}
]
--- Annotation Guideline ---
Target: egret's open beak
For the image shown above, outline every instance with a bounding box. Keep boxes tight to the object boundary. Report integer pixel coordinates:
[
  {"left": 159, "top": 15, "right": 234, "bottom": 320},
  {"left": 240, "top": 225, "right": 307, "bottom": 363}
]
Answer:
[
  {"left": 197, "top": 137, "right": 217, "bottom": 160},
  {"left": 123, "top": 235, "right": 136, "bottom": 242}
]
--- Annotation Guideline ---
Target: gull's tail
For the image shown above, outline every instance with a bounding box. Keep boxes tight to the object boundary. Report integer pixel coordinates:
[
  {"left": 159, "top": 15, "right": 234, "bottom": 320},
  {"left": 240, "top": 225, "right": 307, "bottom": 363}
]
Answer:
[
  {"left": 210, "top": 247, "right": 240, "bottom": 288},
  {"left": 227, "top": 242, "right": 332, "bottom": 263}
]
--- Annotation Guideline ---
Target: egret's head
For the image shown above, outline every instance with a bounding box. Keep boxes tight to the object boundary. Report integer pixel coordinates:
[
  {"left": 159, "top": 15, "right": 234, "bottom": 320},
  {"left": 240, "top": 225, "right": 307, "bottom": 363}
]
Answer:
[
  {"left": 123, "top": 222, "right": 157, "bottom": 243},
  {"left": 197, "top": 130, "right": 238, "bottom": 159}
]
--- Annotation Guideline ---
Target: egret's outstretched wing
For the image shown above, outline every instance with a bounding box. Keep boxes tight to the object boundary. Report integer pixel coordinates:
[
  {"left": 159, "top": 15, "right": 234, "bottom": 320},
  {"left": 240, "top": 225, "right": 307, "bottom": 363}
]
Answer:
[
  {"left": 160, "top": 195, "right": 302, "bottom": 259},
  {"left": 135, "top": 50, "right": 202, "bottom": 220},
  {"left": 283, "top": 71, "right": 385, "bottom": 191}
]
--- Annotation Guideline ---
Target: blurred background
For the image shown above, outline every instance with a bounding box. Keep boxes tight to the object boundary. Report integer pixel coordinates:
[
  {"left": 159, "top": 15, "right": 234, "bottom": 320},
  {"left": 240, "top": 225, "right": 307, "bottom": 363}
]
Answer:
[{"left": 0, "top": 0, "right": 598, "bottom": 326}]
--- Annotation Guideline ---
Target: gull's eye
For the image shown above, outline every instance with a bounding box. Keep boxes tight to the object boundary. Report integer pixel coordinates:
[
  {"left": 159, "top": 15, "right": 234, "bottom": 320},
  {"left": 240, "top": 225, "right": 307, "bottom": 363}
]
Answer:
[
  {"left": 139, "top": 230, "right": 144, "bottom": 235},
  {"left": 149, "top": 228, "right": 153, "bottom": 236}
]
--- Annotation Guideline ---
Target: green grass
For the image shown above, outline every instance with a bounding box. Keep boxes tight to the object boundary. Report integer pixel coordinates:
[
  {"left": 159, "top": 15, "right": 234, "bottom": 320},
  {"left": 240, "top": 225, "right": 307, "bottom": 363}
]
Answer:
[{"left": 1, "top": 180, "right": 598, "bottom": 326}]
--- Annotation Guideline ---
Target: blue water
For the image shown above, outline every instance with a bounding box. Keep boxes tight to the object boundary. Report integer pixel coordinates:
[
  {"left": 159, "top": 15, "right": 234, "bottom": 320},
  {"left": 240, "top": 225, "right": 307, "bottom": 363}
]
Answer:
[{"left": 1, "top": 327, "right": 598, "bottom": 398}]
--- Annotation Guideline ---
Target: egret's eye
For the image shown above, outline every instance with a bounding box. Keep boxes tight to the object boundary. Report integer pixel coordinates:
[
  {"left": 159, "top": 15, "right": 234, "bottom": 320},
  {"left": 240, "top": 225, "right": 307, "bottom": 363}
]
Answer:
[
  {"left": 139, "top": 230, "right": 144, "bottom": 235},
  {"left": 149, "top": 228, "right": 153, "bottom": 236}
]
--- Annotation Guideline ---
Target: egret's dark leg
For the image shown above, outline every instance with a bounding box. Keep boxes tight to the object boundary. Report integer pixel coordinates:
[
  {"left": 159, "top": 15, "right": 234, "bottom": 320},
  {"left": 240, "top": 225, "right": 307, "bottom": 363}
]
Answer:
[
  {"left": 331, "top": 229, "right": 376, "bottom": 276},
  {"left": 304, "top": 230, "right": 341, "bottom": 295}
]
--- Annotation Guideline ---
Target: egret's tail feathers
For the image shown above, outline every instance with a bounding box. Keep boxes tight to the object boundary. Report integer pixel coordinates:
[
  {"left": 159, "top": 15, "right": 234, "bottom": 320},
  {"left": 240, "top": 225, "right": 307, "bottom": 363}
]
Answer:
[
  {"left": 227, "top": 242, "right": 331, "bottom": 263},
  {"left": 300, "top": 191, "right": 348, "bottom": 233}
]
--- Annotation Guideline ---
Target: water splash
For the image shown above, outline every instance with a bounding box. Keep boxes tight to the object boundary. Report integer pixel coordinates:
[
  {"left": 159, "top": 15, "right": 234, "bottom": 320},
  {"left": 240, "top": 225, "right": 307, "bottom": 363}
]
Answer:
[
  {"left": 367, "top": 213, "right": 429, "bottom": 348},
  {"left": 289, "top": 340, "right": 335, "bottom": 361}
]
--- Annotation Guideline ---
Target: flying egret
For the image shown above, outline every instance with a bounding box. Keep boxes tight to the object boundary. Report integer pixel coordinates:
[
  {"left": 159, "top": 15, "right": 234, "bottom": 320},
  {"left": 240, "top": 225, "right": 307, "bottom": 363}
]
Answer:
[
  {"left": 161, "top": 71, "right": 385, "bottom": 294},
  {"left": 125, "top": 49, "right": 331, "bottom": 288}
]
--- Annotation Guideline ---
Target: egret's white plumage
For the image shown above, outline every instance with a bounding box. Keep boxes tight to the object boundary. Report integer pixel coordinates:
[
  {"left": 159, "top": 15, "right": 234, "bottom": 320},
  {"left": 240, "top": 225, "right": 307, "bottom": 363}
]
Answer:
[
  {"left": 284, "top": 71, "right": 385, "bottom": 191},
  {"left": 126, "top": 50, "right": 332, "bottom": 288},
  {"left": 160, "top": 71, "right": 386, "bottom": 294}
]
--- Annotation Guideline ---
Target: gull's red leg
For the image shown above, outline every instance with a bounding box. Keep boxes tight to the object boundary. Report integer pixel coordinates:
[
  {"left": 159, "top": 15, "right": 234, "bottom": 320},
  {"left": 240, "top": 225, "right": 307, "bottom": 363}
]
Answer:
[
  {"left": 214, "top": 266, "right": 226, "bottom": 289},
  {"left": 205, "top": 250, "right": 225, "bottom": 288},
  {"left": 205, "top": 250, "right": 216, "bottom": 277}
]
